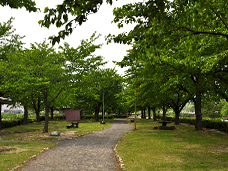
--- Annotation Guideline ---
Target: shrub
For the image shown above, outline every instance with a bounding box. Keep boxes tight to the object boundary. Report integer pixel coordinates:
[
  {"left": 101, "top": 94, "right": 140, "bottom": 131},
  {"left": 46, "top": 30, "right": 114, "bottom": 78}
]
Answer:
[{"left": 178, "top": 117, "right": 228, "bottom": 133}]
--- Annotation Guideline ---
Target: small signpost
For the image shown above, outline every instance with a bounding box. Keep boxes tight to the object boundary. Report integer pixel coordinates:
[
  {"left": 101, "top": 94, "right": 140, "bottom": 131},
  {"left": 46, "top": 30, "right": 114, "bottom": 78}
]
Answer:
[{"left": 66, "top": 110, "right": 81, "bottom": 128}]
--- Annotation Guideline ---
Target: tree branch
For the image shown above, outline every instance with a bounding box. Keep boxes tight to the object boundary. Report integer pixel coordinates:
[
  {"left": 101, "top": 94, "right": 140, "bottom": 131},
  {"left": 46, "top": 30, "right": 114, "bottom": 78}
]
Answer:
[
  {"left": 208, "top": 4, "right": 228, "bottom": 31},
  {"left": 178, "top": 26, "right": 228, "bottom": 38},
  {"left": 50, "top": 88, "right": 64, "bottom": 104}
]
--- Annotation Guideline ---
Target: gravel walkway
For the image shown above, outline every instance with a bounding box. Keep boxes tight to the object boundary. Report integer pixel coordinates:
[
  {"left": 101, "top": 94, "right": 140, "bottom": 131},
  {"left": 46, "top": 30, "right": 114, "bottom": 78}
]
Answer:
[{"left": 18, "top": 119, "right": 132, "bottom": 171}]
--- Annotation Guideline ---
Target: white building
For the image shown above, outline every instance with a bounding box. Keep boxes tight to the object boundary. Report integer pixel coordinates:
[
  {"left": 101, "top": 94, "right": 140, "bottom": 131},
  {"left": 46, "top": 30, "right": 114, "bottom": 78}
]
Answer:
[{"left": 1, "top": 104, "right": 24, "bottom": 114}]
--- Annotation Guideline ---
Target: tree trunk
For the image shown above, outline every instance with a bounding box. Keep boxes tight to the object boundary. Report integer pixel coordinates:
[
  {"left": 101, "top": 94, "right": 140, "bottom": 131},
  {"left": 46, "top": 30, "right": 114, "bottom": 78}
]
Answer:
[
  {"left": 194, "top": 92, "right": 202, "bottom": 130},
  {"left": 50, "top": 107, "right": 54, "bottom": 120},
  {"left": 0, "top": 104, "right": 2, "bottom": 130},
  {"left": 141, "top": 110, "right": 143, "bottom": 118},
  {"left": 152, "top": 107, "right": 157, "bottom": 121},
  {"left": 148, "top": 107, "right": 151, "bottom": 119},
  {"left": 35, "top": 109, "right": 40, "bottom": 122},
  {"left": 23, "top": 106, "right": 28, "bottom": 125},
  {"left": 162, "top": 104, "right": 167, "bottom": 122},
  {"left": 43, "top": 92, "right": 49, "bottom": 133},
  {"left": 95, "top": 108, "right": 99, "bottom": 121},
  {"left": 33, "top": 98, "right": 41, "bottom": 122},
  {"left": 143, "top": 108, "right": 146, "bottom": 118},
  {"left": 174, "top": 109, "right": 180, "bottom": 125},
  {"left": 95, "top": 103, "right": 101, "bottom": 121}
]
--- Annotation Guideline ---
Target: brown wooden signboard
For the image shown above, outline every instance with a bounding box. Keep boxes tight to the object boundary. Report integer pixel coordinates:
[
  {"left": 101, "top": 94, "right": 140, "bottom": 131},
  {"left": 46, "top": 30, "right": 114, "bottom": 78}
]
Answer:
[{"left": 66, "top": 110, "right": 81, "bottom": 122}]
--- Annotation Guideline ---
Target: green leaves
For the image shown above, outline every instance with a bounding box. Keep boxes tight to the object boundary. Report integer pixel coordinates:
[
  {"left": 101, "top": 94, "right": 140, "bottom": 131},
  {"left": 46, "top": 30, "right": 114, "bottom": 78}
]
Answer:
[
  {"left": 109, "top": 0, "right": 228, "bottom": 119},
  {"left": 0, "top": 0, "right": 38, "bottom": 12},
  {"left": 39, "top": 0, "right": 99, "bottom": 44},
  {"left": 0, "top": 18, "right": 24, "bottom": 60},
  {"left": 38, "top": 0, "right": 119, "bottom": 45},
  {"left": 78, "top": 68, "right": 123, "bottom": 113}
]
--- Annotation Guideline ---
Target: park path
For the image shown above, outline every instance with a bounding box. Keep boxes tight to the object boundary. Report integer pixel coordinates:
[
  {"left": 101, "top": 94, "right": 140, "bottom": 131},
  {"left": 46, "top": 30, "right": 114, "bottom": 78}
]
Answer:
[{"left": 18, "top": 119, "right": 132, "bottom": 171}]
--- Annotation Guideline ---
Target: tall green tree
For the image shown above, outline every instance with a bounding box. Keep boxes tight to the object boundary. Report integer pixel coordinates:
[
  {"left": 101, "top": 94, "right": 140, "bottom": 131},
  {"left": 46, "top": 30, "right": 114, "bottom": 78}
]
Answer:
[
  {"left": 3, "top": 41, "right": 66, "bottom": 132},
  {"left": 0, "top": 18, "right": 25, "bottom": 128},
  {"left": 108, "top": 0, "right": 228, "bottom": 130},
  {"left": 0, "top": 18, "right": 24, "bottom": 61},
  {"left": 74, "top": 68, "right": 123, "bottom": 121}
]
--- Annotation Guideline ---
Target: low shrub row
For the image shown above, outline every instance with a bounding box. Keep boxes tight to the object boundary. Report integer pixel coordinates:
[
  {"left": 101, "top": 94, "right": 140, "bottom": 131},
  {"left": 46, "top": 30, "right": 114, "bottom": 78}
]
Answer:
[
  {"left": 1, "top": 115, "right": 65, "bottom": 129},
  {"left": 1, "top": 118, "right": 36, "bottom": 129},
  {"left": 202, "top": 119, "right": 228, "bottom": 132},
  {"left": 166, "top": 117, "right": 228, "bottom": 133},
  {"left": 81, "top": 114, "right": 127, "bottom": 119},
  {"left": 1, "top": 114, "right": 128, "bottom": 129}
]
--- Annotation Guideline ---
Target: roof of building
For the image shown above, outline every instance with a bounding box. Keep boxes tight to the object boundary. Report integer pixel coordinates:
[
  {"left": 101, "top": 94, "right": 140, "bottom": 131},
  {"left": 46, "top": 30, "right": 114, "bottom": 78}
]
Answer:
[{"left": 0, "top": 97, "right": 12, "bottom": 104}]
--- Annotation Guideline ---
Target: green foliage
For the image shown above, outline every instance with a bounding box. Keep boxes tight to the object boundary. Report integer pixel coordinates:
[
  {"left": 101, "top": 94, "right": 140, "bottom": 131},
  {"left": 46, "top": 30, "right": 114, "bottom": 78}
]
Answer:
[
  {"left": 0, "top": 0, "right": 38, "bottom": 12},
  {"left": 202, "top": 100, "right": 226, "bottom": 118},
  {"left": 1, "top": 40, "right": 65, "bottom": 115},
  {"left": 221, "top": 100, "right": 228, "bottom": 117},
  {"left": 202, "top": 119, "right": 228, "bottom": 132},
  {"left": 108, "top": 0, "right": 228, "bottom": 130},
  {"left": 0, "top": 113, "right": 67, "bottom": 129},
  {"left": 60, "top": 32, "right": 104, "bottom": 78},
  {"left": 177, "top": 117, "right": 228, "bottom": 133},
  {"left": 54, "top": 33, "right": 105, "bottom": 109},
  {"left": 0, "top": 18, "right": 24, "bottom": 61},
  {"left": 39, "top": 0, "right": 115, "bottom": 44},
  {"left": 81, "top": 114, "right": 127, "bottom": 119},
  {"left": 75, "top": 68, "right": 124, "bottom": 114}
]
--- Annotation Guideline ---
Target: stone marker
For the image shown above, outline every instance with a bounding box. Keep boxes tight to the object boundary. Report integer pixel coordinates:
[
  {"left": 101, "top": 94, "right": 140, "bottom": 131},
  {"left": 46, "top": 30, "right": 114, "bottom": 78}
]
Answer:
[{"left": 50, "top": 131, "right": 60, "bottom": 136}]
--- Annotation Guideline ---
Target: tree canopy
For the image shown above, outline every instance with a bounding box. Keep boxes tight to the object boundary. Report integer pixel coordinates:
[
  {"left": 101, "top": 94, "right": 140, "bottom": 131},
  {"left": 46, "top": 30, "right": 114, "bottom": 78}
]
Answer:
[
  {"left": 38, "top": 0, "right": 118, "bottom": 45},
  {"left": 1, "top": 0, "right": 228, "bottom": 132},
  {"left": 108, "top": 0, "right": 228, "bottom": 130},
  {"left": 0, "top": 0, "right": 38, "bottom": 12}
]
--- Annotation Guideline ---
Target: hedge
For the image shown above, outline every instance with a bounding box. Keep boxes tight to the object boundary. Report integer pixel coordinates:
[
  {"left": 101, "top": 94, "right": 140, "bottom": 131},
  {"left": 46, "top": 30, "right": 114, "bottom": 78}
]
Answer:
[
  {"left": 1, "top": 114, "right": 128, "bottom": 129},
  {"left": 166, "top": 117, "right": 228, "bottom": 133}
]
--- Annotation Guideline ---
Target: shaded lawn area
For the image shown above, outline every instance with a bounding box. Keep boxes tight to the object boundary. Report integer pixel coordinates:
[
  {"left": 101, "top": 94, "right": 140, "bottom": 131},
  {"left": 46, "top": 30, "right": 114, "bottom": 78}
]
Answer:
[
  {"left": 0, "top": 119, "right": 112, "bottom": 141},
  {"left": 0, "top": 119, "right": 112, "bottom": 170},
  {"left": 117, "top": 119, "right": 228, "bottom": 171},
  {"left": 0, "top": 141, "right": 56, "bottom": 171}
]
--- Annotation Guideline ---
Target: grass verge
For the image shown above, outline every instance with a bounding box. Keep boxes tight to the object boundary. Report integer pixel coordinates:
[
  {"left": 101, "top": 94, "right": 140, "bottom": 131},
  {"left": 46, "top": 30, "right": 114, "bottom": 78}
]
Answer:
[
  {"left": 117, "top": 119, "right": 228, "bottom": 171},
  {"left": 0, "top": 141, "right": 56, "bottom": 171},
  {"left": 0, "top": 119, "right": 112, "bottom": 170},
  {"left": 0, "top": 119, "right": 112, "bottom": 141}
]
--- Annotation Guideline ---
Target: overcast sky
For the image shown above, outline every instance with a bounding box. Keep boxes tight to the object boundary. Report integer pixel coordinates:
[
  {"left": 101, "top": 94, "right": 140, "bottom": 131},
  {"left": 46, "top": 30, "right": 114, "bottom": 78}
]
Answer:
[{"left": 0, "top": 0, "right": 142, "bottom": 75}]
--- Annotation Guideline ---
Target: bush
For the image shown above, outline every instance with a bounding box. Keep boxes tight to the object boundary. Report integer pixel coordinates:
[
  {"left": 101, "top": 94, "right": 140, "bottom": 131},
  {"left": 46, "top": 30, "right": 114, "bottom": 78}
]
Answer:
[
  {"left": 177, "top": 117, "right": 228, "bottom": 133},
  {"left": 114, "top": 115, "right": 127, "bottom": 118},
  {"left": 2, "top": 119, "right": 23, "bottom": 129},
  {"left": 202, "top": 119, "right": 228, "bottom": 132},
  {"left": 0, "top": 113, "right": 65, "bottom": 129},
  {"left": 99, "top": 115, "right": 114, "bottom": 119}
]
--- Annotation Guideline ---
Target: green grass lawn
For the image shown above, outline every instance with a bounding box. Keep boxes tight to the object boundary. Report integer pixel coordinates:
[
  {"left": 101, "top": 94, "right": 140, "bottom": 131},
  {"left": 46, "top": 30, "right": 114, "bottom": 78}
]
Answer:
[
  {"left": 117, "top": 119, "right": 228, "bottom": 171},
  {"left": 0, "top": 119, "right": 112, "bottom": 140},
  {"left": 0, "top": 119, "right": 112, "bottom": 170},
  {"left": 0, "top": 141, "right": 56, "bottom": 171}
]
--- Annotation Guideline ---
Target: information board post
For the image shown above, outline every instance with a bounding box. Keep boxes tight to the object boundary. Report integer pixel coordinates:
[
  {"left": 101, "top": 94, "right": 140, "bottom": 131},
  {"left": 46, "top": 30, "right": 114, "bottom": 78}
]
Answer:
[{"left": 66, "top": 110, "right": 81, "bottom": 128}]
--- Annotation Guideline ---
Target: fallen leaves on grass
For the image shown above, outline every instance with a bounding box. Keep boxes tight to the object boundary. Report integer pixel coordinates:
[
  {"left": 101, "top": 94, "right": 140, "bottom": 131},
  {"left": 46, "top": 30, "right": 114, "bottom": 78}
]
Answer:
[{"left": 0, "top": 146, "right": 28, "bottom": 154}]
